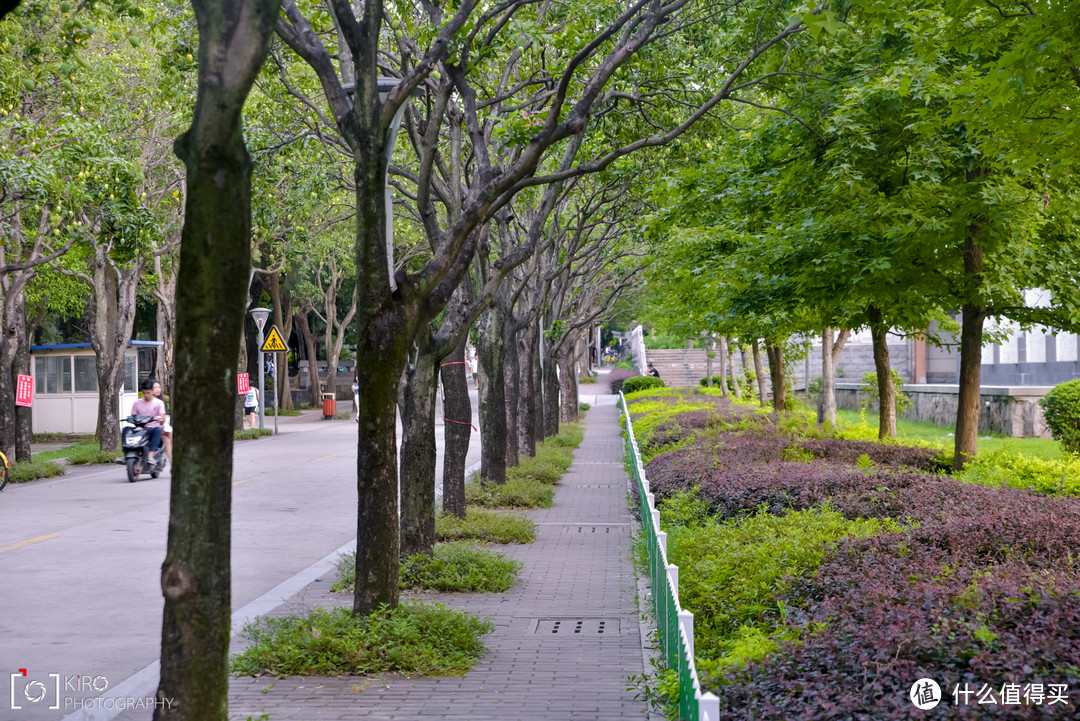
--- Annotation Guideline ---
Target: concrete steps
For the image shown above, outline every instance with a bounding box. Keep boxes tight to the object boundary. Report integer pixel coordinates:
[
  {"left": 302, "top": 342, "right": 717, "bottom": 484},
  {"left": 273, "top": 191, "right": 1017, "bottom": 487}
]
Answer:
[{"left": 645, "top": 348, "right": 709, "bottom": 388}]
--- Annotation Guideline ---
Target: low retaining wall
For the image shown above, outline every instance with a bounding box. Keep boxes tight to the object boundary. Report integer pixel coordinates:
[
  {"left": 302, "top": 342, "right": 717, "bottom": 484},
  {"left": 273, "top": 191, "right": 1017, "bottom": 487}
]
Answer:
[{"left": 834, "top": 383, "right": 1053, "bottom": 438}]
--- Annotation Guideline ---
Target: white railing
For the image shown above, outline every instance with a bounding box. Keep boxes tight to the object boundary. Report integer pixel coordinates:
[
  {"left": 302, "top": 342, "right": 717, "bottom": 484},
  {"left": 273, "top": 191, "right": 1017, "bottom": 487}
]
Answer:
[{"left": 620, "top": 391, "right": 719, "bottom": 721}]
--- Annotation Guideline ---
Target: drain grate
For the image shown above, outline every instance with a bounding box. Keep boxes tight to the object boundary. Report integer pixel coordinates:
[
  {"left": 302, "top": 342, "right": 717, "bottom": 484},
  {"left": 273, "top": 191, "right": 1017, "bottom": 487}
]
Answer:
[
  {"left": 532, "top": 618, "right": 620, "bottom": 636},
  {"left": 565, "top": 524, "right": 629, "bottom": 534}
]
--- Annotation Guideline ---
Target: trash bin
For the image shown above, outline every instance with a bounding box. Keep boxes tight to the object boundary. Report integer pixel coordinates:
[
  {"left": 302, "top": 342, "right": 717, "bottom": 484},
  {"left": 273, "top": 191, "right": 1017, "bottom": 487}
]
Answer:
[{"left": 322, "top": 393, "right": 336, "bottom": 420}]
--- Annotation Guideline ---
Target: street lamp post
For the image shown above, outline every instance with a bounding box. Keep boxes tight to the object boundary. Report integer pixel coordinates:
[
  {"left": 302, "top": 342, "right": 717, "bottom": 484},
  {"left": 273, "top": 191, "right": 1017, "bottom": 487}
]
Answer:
[{"left": 249, "top": 307, "right": 271, "bottom": 431}]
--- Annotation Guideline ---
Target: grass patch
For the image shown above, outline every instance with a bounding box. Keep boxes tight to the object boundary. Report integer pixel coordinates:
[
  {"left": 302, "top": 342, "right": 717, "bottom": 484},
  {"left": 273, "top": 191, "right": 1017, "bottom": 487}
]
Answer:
[
  {"left": 230, "top": 603, "right": 493, "bottom": 677},
  {"left": 834, "top": 409, "right": 1065, "bottom": 459},
  {"left": 37, "top": 442, "right": 119, "bottom": 465},
  {"left": 464, "top": 423, "right": 582, "bottom": 508},
  {"left": 235, "top": 428, "right": 273, "bottom": 440},
  {"left": 435, "top": 508, "right": 536, "bottom": 544},
  {"left": 9, "top": 458, "right": 65, "bottom": 483},
  {"left": 401, "top": 542, "right": 521, "bottom": 592},
  {"left": 332, "top": 543, "right": 521, "bottom": 593},
  {"left": 334, "top": 411, "right": 352, "bottom": 420},
  {"left": 465, "top": 477, "right": 554, "bottom": 508},
  {"left": 580, "top": 402, "right": 591, "bottom": 412}
]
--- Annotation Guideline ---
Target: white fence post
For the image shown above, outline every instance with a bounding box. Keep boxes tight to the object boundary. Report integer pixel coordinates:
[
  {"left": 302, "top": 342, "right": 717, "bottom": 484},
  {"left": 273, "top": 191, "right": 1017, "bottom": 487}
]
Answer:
[
  {"left": 656, "top": 531, "right": 667, "bottom": 559},
  {"left": 678, "top": 609, "right": 694, "bottom": 660},
  {"left": 666, "top": 564, "right": 679, "bottom": 601},
  {"left": 699, "top": 692, "right": 720, "bottom": 721}
]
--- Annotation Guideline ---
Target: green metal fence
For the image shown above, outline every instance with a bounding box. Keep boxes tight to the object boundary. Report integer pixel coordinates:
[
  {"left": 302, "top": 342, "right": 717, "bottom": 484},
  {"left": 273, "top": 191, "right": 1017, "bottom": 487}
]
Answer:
[{"left": 620, "top": 392, "right": 720, "bottom": 721}]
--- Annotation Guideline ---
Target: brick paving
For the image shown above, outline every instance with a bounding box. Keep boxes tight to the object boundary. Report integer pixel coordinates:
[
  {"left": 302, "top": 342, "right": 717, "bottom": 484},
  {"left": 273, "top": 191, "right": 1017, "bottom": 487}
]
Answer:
[{"left": 217, "top": 396, "right": 648, "bottom": 721}]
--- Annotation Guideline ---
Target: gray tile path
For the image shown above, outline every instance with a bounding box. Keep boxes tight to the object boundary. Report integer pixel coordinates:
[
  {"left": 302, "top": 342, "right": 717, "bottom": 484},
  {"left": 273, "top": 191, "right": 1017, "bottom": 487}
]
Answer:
[{"left": 218, "top": 397, "right": 648, "bottom": 721}]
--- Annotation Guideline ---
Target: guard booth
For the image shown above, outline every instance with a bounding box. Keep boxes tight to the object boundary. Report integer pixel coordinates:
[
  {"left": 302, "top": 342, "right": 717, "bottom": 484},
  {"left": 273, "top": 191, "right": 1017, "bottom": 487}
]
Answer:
[{"left": 29, "top": 341, "right": 163, "bottom": 434}]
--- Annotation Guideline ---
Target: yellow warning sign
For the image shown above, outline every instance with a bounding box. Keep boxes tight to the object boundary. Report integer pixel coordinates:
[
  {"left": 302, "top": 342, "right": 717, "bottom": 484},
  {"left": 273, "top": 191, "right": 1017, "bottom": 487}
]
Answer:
[{"left": 261, "top": 325, "right": 288, "bottom": 352}]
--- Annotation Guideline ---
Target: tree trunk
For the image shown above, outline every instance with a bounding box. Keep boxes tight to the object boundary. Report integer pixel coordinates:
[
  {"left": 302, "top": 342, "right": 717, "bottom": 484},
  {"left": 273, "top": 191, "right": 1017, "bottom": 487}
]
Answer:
[
  {"left": 704, "top": 334, "right": 713, "bottom": 387},
  {"left": 504, "top": 322, "right": 520, "bottom": 468},
  {"left": 399, "top": 332, "right": 438, "bottom": 557},
  {"left": 0, "top": 289, "right": 21, "bottom": 463},
  {"left": 14, "top": 302, "right": 32, "bottom": 460},
  {"left": 441, "top": 338, "right": 471, "bottom": 519},
  {"left": 153, "top": 254, "right": 178, "bottom": 397},
  {"left": 294, "top": 310, "right": 320, "bottom": 406},
  {"left": 533, "top": 326, "right": 545, "bottom": 445},
  {"left": 766, "top": 341, "right": 786, "bottom": 412},
  {"left": 517, "top": 322, "right": 538, "bottom": 458},
  {"left": 543, "top": 351, "right": 561, "bottom": 437},
  {"left": 90, "top": 246, "right": 141, "bottom": 453},
  {"left": 717, "top": 335, "right": 729, "bottom": 397},
  {"left": 726, "top": 338, "right": 741, "bottom": 399},
  {"left": 752, "top": 339, "right": 767, "bottom": 406},
  {"left": 954, "top": 236, "right": 986, "bottom": 470},
  {"left": 558, "top": 336, "right": 579, "bottom": 424},
  {"left": 819, "top": 327, "right": 834, "bottom": 425},
  {"left": 154, "top": 1, "right": 278, "bottom": 716},
  {"left": 867, "top": 305, "right": 897, "bottom": 439},
  {"left": 270, "top": 270, "right": 293, "bottom": 410},
  {"left": 818, "top": 328, "right": 850, "bottom": 426},
  {"left": 477, "top": 302, "right": 508, "bottom": 484},
  {"left": 739, "top": 345, "right": 753, "bottom": 400}
]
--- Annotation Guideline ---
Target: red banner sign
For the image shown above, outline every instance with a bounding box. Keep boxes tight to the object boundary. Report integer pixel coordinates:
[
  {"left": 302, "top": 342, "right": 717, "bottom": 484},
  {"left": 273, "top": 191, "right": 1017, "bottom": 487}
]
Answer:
[
  {"left": 15, "top": 374, "right": 33, "bottom": 407},
  {"left": 238, "top": 373, "right": 250, "bottom": 395}
]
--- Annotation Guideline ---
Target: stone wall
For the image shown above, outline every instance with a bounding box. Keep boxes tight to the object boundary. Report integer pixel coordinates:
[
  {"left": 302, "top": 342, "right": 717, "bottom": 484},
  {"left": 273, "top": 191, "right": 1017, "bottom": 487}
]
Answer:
[
  {"left": 805, "top": 340, "right": 912, "bottom": 383},
  {"left": 834, "top": 383, "right": 1052, "bottom": 438}
]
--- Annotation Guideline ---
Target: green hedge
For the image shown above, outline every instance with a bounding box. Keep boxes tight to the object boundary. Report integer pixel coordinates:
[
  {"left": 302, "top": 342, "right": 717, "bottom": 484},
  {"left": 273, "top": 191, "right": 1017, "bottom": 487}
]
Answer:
[
  {"left": 622, "top": 376, "right": 666, "bottom": 394},
  {"left": 1041, "top": 378, "right": 1080, "bottom": 455}
]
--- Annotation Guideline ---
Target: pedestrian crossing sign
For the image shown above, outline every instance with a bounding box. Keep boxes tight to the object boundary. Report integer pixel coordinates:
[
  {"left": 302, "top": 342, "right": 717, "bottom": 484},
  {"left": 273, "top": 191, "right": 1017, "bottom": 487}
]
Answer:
[{"left": 261, "top": 325, "right": 288, "bottom": 352}]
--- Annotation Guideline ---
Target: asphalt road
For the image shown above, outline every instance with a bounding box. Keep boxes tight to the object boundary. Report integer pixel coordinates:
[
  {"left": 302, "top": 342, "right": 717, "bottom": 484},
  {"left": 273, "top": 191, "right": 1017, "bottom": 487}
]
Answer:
[{"left": 0, "top": 391, "right": 481, "bottom": 720}]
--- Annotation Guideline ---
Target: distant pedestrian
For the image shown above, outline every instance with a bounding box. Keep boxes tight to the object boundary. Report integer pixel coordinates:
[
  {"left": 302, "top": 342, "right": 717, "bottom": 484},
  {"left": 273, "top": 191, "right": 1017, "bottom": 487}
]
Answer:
[
  {"left": 352, "top": 375, "right": 360, "bottom": 421},
  {"left": 245, "top": 386, "right": 260, "bottom": 429},
  {"left": 648, "top": 363, "right": 660, "bottom": 379}
]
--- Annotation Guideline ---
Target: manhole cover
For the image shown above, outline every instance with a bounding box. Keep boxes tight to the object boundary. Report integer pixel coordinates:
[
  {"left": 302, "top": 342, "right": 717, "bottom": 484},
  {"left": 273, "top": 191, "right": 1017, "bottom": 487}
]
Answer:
[{"left": 532, "top": 618, "right": 620, "bottom": 635}]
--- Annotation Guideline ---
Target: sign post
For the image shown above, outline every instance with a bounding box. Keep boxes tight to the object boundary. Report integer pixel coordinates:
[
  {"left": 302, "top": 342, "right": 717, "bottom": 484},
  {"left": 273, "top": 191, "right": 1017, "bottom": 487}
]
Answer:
[
  {"left": 260, "top": 324, "right": 287, "bottom": 435},
  {"left": 249, "top": 309, "right": 271, "bottom": 431},
  {"left": 15, "top": 374, "right": 33, "bottom": 407}
]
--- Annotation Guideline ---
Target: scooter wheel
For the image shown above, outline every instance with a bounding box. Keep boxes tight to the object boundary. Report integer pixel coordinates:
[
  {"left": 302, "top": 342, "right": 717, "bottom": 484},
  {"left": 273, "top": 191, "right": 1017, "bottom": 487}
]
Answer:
[
  {"left": 150, "top": 471, "right": 160, "bottom": 478},
  {"left": 126, "top": 457, "right": 141, "bottom": 483}
]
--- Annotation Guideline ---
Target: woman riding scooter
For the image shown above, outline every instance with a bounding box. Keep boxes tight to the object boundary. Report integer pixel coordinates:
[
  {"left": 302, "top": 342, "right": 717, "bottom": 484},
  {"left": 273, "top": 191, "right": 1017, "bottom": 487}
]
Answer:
[{"left": 131, "top": 379, "right": 166, "bottom": 463}]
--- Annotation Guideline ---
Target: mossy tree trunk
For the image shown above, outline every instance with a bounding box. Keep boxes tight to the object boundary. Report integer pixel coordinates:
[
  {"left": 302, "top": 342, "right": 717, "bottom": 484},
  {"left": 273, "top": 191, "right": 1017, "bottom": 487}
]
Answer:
[
  {"left": 726, "top": 337, "right": 742, "bottom": 399},
  {"left": 154, "top": 0, "right": 279, "bottom": 717},
  {"left": 954, "top": 228, "right": 987, "bottom": 470},
  {"left": 477, "top": 298, "right": 508, "bottom": 484},
  {"left": 441, "top": 338, "right": 471, "bottom": 518},
  {"left": 867, "top": 305, "right": 896, "bottom": 439},
  {"left": 399, "top": 332, "right": 439, "bottom": 557},
  {"left": 752, "top": 339, "right": 767, "bottom": 406}
]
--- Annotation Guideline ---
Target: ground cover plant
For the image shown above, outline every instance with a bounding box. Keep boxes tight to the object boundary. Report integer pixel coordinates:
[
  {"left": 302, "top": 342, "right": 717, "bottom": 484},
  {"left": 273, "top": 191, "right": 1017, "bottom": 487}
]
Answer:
[
  {"left": 231, "top": 603, "right": 492, "bottom": 677},
  {"left": 8, "top": 458, "right": 65, "bottom": 483},
  {"left": 331, "top": 543, "right": 521, "bottom": 593},
  {"left": 464, "top": 422, "right": 583, "bottom": 508},
  {"left": 625, "top": 388, "right": 1080, "bottom": 718},
  {"left": 435, "top": 509, "right": 536, "bottom": 544},
  {"left": 37, "top": 442, "right": 119, "bottom": 465}
]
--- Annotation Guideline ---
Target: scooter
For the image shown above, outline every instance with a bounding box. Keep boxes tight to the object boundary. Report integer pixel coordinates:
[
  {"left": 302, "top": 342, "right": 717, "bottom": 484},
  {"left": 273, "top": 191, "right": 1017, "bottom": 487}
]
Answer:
[{"left": 121, "top": 414, "right": 167, "bottom": 483}]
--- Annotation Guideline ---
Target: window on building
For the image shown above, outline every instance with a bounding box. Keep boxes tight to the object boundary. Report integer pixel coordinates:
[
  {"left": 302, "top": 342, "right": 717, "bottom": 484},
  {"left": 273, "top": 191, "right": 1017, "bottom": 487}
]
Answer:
[
  {"left": 123, "top": 354, "right": 137, "bottom": 393},
  {"left": 35, "top": 356, "right": 72, "bottom": 394},
  {"left": 74, "top": 356, "right": 98, "bottom": 392}
]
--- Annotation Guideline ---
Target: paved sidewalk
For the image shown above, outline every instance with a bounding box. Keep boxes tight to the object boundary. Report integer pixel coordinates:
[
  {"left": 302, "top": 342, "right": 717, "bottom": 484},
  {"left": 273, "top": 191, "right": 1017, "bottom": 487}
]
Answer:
[{"left": 208, "top": 395, "right": 647, "bottom": 721}]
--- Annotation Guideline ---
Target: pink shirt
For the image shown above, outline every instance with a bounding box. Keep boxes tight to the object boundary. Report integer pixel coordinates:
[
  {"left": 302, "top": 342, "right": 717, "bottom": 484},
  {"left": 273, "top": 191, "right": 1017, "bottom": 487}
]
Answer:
[{"left": 131, "top": 397, "right": 166, "bottom": 428}]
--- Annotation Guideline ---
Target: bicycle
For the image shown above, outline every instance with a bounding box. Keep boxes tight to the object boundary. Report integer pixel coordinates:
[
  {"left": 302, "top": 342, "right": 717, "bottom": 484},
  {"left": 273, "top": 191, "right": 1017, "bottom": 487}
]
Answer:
[{"left": 0, "top": 450, "right": 9, "bottom": 492}]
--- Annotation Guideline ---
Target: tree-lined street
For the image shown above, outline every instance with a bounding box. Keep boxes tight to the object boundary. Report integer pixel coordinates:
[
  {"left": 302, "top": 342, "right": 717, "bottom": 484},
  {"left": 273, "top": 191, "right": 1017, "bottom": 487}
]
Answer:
[{"left": 1, "top": 400, "right": 479, "bottom": 720}]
